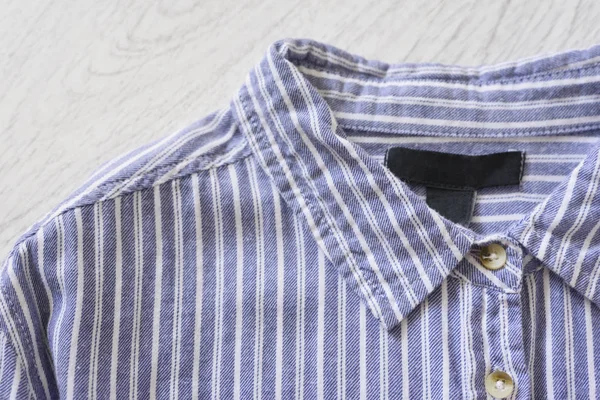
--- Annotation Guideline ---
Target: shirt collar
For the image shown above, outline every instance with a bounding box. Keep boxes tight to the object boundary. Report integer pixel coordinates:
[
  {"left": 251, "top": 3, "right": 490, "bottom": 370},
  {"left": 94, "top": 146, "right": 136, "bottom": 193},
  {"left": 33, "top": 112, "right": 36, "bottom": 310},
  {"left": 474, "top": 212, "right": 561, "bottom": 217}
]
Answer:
[{"left": 232, "top": 38, "right": 600, "bottom": 331}]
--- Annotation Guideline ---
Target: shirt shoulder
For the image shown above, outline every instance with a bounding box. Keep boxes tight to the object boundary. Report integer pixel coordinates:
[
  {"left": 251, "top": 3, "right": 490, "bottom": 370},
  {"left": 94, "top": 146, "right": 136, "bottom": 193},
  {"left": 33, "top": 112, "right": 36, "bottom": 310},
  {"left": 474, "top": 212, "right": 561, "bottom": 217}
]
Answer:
[
  {"left": 0, "top": 106, "right": 250, "bottom": 398},
  {"left": 14, "top": 106, "right": 251, "bottom": 249}
]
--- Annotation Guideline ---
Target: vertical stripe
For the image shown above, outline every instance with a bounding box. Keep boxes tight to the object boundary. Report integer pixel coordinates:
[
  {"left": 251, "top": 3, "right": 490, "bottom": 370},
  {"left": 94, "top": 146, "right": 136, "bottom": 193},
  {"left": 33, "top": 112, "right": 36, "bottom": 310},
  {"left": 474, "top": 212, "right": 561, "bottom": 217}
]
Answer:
[
  {"left": 129, "top": 193, "right": 144, "bottom": 399},
  {"left": 149, "top": 186, "right": 163, "bottom": 400},
  {"left": 66, "top": 208, "right": 85, "bottom": 399},
  {"left": 359, "top": 302, "right": 367, "bottom": 400},
  {"left": 420, "top": 299, "right": 432, "bottom": 399},
  {"left": 88, "top": 202, "right": 104, "bottom": 399},
  {"left": 441, "top": 280, "right": 450, "bottom": 400},
  {"left": 401, "top": 318, "right": 409, "bottom": 399},
  {"left": 170, "top": 180, "right": 185, "bottom": 400},
  {"left": 229, "top": 168, "right": 243, "bottom": 400},
  {"left": 274, "top": 184, "right": 286, "bottom": 400},
  {"left": 248, "top": 161, "right": 265, "bottom": 400},
  {"left": 337, "top": 275, "right": 346, "bottom": 400},
  {"left": 585, "top": 299, "right": 597, "bottom": 399},
  {"left": 543, "top": 269, "right": 554, "bottom": 400},
  {"left": 526, "top": 275, "right": 537, "bottom": 399},
  {"left": 9, "top": 361, "right": 21, "bottom": 400},
  {"left": 109, "top": 198, "right": 123, "bottom": 399},
  {"left": 563, "top": 285, "right": 575, "bottom": 398},
  {"left": 316, "top": 249, "right": 325, "bottom": 400},
  {"left": 36, "top": 229, "right": 53, "bottom": 319}
]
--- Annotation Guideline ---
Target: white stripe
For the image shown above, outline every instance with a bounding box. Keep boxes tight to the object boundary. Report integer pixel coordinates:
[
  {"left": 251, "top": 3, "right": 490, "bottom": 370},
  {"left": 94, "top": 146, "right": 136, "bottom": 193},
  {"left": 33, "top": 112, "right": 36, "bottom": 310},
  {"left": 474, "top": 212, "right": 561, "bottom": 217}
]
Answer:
[
  {"left": 481, "top": 289, "right": 491, "bottom": 386},
  {"left": 210, "top": 172, "right": 224, "bottom": 400},
  {"left": 109, "top": 198, "right": 123, "bottom": 399},
  {"left": 421, "top": 299, "right": 432, "bottom": 399},
  {"left": 66, "top": 208, "right": 85, "bottom": 399},
  {"left": 335, "top": 110, "right": 600, "bottom": 130},
  {"left": 149, "top": 186, "right": 164, "bottom": 400},
  {"left": 499, "top": 294, "right": 517, "bottom": 397},
  {"left": 294, "top": 212, "right": 306, "bottom": 400},
  {"left": 522, "top": 175, "right": 567, "bottom": 182},
  {"left": 401, "top": 319, "right": 409, "bottom": 399},
  {"left": 0, "top": 334, "right": 6, "bottom": 385},
  {"left": 52, "top": 216, "right": 66, "bottom": 360},
  {"left": 350, "top": 135, "right": 599, "bottom": 144},
  {"left": 564, "top": 285, "right": 575, "bottom": 398},
  {"left": 337, "top": 274, "right": 346, "bottom": 400},
  {"left": 9, "top": 360, "right": 21, "bottom": 400},
  {"left": 441, "top": 280, "right": 450, "bottom": 400},
  {"left": 586, "top": 256, "right": 600, "bottom": 299},
  {"left": 537, "top": 164, "right": 582, "bottom": 260},
  {"left": 359, "top": 302, "right": 367, "bottom": 400},
  {"left": 526, "top": 275, "right": 537, "bottom": 400},
  {"left": 229, "top": 168, "right": 243, "bottom": 400},
  {"left": 316, "top": 249, "right": 325, "bottom": 400},
  {"left": 129, "top": 193, "right": 144, "bottom": 400},
  {"left": 88, "top": 202, "right": 104, "bottom": 399},
  {"left": 543, "top": 269, "right": 555, "bottom": 400},
  {"left": 321, "top": 89, "right": 600, "bottom": 110},
  {"left": 274, "top": 184, "right": 286, "bottom": 400},
  {"left": 300, "top": 64, "right": 600, "bottom": 92},
  {"left": 585, "top": 299, "right": 597, "bottom": 399},
  {"left": 471, "top": 214, "right": 526, "bottom": 223},
  {"left": 379, "top": 314, "right": 388, "bottom": 400},
  {"left": 476, "top": 193, "right": 548, "bottom": 203},
  {"left": 248, "top": 161, "right": 265, "bottom": 400}
]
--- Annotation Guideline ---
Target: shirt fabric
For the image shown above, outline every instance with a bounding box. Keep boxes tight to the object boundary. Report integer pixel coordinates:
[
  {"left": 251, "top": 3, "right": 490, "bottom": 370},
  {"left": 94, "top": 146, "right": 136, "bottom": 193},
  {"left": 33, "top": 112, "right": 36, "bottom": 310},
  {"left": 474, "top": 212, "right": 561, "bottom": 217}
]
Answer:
[{"left": 2, "top": 38, "right": 600, "bottom": 399}]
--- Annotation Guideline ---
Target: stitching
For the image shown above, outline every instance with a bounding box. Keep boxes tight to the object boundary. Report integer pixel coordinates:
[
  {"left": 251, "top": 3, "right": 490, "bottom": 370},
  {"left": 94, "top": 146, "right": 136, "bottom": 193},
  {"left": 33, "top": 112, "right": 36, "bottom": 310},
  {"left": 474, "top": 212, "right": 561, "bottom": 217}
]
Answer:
[
  {"left": 11, "top": 139, "right": 251, "bottom": 254},
  {"left": 342, "top": 122, "right": 600, "bottom": 138},
  {"left": 96, "top": 145, "right": 252, "bottom": 197},
  {"left": 238, "top": 90, "right": 394, "bottom": 318},
  {"left": 292, "top": 57, "right": 600, "bottom": 85}
]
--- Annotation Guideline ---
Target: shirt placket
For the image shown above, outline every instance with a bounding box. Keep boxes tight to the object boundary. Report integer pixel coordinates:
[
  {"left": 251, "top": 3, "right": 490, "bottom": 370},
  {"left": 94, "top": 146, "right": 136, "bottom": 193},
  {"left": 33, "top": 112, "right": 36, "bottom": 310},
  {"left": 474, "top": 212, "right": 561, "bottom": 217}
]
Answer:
[{"left": 458, "top": 238, "right": 532, "bottom": 399}]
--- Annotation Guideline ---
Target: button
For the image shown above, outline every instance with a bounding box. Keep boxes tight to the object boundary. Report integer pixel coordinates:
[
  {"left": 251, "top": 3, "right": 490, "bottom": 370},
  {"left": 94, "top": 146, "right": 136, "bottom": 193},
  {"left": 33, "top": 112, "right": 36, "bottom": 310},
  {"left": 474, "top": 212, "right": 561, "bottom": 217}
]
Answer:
[
  {"left": 480, "top": 243, "right": 506, "bottom": 270},
  {"left": 485, "top": 370, "right": 514, "bottom": 398}
]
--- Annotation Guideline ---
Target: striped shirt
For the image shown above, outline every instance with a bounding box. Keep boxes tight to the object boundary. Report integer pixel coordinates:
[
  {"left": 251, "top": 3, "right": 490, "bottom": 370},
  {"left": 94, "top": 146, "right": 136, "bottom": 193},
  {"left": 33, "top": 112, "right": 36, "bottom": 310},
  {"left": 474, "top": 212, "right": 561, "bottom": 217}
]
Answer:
[{"left": 2, "top": 38, "right": 600, "bottom": 399}]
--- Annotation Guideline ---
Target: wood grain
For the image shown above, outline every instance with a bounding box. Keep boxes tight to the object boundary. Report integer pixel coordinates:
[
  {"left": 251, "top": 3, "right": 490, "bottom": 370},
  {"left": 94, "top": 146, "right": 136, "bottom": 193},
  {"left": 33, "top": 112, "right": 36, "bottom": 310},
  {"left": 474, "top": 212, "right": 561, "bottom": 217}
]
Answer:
[{"left": 1, "top": 0, "right": 599, "bottom": 257}]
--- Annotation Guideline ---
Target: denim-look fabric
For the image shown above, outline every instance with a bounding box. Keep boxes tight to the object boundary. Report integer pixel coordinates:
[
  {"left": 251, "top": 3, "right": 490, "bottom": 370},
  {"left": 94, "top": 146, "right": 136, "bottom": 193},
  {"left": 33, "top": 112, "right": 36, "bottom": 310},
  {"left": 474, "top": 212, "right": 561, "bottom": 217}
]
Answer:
[{"left": 3, "top": 38, "right": 600, "bottom": 399}]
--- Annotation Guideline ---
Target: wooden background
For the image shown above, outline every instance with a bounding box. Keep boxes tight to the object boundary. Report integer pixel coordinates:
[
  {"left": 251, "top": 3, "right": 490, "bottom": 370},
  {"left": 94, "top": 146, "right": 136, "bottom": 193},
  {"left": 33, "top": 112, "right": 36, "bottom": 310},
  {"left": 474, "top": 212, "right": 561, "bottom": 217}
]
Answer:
[{"left": 1, "top": 0, "right": 600, "bottom": 258}]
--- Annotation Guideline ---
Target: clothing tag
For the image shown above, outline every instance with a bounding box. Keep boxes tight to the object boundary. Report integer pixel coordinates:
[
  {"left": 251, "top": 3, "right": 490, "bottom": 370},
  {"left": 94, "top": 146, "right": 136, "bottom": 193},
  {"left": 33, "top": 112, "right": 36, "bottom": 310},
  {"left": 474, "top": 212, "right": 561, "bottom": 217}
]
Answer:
[{"left": 385, "top": 147, "right": 524, "bottom": 225}]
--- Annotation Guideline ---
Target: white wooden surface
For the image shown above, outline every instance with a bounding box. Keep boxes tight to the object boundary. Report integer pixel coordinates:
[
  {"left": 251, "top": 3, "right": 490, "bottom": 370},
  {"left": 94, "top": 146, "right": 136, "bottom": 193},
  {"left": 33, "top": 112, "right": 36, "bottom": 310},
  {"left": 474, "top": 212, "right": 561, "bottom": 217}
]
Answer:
[{"left": 1, "top": 0, "right": 600, "bottom": 258}]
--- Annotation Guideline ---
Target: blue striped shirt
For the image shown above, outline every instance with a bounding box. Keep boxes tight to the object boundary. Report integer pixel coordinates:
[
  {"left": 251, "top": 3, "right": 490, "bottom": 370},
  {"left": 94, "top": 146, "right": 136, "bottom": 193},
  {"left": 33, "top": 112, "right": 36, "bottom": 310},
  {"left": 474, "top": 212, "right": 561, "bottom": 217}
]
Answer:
[{"left": 2, "top": 38, "right": 600, "bottom": 399}]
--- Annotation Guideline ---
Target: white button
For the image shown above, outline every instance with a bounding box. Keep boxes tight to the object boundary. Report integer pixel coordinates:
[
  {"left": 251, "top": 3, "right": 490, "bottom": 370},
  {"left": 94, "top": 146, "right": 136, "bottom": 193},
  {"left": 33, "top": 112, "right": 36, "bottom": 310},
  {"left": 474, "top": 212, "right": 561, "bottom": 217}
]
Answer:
[
  {"left": 485, "top": 370, "right": 514, "bottom": 398},
  {"left": 480, "top": 243, "right": 507, "bottom": 270}
]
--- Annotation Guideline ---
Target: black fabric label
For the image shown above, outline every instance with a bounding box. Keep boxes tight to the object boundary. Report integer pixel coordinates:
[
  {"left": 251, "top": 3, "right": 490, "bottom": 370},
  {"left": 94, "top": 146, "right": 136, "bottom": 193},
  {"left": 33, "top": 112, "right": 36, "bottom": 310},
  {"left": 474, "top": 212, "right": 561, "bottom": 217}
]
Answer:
[{"left": 384, "top": 147, "right": 524, "bottom": 225}]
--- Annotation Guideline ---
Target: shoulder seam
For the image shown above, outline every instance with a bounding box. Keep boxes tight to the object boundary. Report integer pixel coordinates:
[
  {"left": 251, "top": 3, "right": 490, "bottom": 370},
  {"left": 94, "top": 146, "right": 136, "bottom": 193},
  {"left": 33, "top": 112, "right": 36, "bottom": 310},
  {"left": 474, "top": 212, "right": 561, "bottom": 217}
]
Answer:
[{"left": 12, "top": 144, "right": 253, "bottom": 251}]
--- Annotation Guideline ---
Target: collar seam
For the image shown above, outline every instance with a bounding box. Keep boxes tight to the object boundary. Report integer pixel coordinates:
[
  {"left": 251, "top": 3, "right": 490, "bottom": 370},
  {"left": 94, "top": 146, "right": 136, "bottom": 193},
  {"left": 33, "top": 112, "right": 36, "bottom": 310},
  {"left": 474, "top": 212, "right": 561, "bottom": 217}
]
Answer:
[
  {"left": 339, "top": 121, "right": 600, "bottom": 139},
  {"left": 238, "top": 90, "right": 399, "bottom": 321},
  {"left": 291, "top": 56, "right": 600, "bottom": 85}
]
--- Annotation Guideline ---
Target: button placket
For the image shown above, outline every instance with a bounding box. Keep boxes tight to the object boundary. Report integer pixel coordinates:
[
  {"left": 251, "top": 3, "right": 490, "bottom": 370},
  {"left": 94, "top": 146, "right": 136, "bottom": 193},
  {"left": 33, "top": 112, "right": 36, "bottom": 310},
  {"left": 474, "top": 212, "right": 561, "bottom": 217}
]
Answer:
[{"left": 453, "top": 237, "right": 524, "bottom": 293}]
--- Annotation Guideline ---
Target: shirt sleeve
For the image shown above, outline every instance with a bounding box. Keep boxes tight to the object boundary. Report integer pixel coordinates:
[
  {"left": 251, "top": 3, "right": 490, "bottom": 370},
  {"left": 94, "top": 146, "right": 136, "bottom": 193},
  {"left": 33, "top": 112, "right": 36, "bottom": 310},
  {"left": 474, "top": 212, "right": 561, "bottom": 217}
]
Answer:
[
  {"left": 0, "top": 330, "right": 33, "bottom": 399},
  {"left": 0, "top": 243, "right": 57, "bottom": 399}
]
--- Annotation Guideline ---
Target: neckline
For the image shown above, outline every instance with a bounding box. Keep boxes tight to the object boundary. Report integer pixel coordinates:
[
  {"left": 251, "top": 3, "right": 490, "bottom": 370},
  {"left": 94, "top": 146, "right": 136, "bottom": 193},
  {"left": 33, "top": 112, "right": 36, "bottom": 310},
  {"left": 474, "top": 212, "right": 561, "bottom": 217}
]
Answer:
[{"left": 232, "top": 38, "right": 600, "bottom": 330}]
